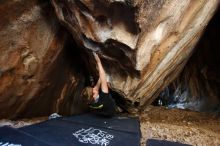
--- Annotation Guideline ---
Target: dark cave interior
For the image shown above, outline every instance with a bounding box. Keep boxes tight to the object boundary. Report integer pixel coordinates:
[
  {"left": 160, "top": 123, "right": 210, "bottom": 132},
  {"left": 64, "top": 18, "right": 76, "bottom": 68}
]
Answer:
[{"left": 153, "top": 7, "right": 220, "bottom": 115}]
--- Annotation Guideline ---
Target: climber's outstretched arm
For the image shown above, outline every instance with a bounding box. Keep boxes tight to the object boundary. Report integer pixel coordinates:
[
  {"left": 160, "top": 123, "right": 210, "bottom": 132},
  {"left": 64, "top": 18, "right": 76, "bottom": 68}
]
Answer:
[
  {"left": 93, "top": 78, "right": 101, "bottom": 91},
  {"left": 93, "top": 53, "right": 109, "bottom": 93}
]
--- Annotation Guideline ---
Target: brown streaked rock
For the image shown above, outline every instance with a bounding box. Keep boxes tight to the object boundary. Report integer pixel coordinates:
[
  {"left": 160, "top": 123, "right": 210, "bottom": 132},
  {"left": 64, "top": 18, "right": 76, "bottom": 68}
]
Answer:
[
  {"left": 0, "top": 0, "right": 88, "bottom": 119},
  {"left": 51, "top": 0, "right": 219, "bottom": 111}
]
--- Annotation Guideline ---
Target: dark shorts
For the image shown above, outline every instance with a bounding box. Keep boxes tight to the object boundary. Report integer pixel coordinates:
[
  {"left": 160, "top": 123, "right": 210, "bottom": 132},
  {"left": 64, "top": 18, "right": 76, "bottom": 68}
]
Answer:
[{"left": 92, "top": 91, "right": 116, "bottom": 117}]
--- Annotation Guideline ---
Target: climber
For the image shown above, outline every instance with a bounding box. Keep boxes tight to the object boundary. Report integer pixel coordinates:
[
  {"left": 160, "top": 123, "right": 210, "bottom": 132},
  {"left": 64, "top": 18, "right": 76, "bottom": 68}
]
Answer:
[{"left": 83, "top": 52, "right": 116, "bottom": 117}]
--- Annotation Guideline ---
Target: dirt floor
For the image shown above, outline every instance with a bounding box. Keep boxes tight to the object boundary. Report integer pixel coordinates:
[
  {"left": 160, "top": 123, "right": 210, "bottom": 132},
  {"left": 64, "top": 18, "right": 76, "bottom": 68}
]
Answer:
[
  {"left": 0, "top": 117, "right": 47, "bottom": 128},
  {"left": 1, "top": 107, "right": 220, "bottom": 146},
  {"left": 140, "top": 106, "right": 220, "bottom": 146}
]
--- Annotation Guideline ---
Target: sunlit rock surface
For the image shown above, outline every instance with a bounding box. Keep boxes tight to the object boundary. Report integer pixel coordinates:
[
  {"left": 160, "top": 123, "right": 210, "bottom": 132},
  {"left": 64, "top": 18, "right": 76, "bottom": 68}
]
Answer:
[{"left": 51, "top": 0, "right": 219, "bottom": 111}]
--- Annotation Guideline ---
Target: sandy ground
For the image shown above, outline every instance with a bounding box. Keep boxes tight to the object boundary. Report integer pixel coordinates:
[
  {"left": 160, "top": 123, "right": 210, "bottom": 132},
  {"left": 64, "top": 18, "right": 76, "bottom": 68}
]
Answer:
[
  {"left": 140, "top": 106, "right": 220, "bottom": 146},
  {"left": 0, "top": 117, "right": 47, "bottom": 128},
  {"left": 1, "top": 107, "right": 220, "bottom": 146}
]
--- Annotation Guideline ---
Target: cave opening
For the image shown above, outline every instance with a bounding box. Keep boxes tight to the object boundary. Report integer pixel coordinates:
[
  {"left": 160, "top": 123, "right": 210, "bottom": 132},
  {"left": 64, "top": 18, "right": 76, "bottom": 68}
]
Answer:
[{"left": 152, "top": 7, "right": 220, "bottom": 115}]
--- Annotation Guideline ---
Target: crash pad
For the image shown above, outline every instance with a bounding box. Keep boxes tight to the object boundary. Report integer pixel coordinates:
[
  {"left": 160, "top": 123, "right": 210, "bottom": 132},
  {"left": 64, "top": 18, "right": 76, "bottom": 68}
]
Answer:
[
  {"left": 62, "top": 113, "right": 140, "bottom": 133},
  {"left": 19, "top": 114, "right": 140, "bottom": 146},
  {"left": 0, "top": 126, "right": 51, "bottom": 146},
  {"left": 146, "top": 139, "right": 192, "bottom": 146}
]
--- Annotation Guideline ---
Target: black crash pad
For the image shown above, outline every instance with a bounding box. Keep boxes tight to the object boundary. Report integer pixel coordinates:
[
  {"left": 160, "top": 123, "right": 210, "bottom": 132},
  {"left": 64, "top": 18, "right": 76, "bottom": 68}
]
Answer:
[
  {"left": 146, "top": 139, "right": 192, "bottom": 146},
  {"left": 62, "top": 114, "right": 140, "bottom": 133},
  {"left": 20, "top": 114, "right": 141, "bottom": 146},
  {"left": 0, "top": 126, "right": 51, "bottom": 146}
]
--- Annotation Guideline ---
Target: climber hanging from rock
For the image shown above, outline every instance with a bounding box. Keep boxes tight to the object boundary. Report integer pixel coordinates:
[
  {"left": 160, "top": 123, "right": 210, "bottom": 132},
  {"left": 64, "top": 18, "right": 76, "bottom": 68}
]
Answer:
[{"left": 83, "top": 52, "right": 116, "bottom": 117}]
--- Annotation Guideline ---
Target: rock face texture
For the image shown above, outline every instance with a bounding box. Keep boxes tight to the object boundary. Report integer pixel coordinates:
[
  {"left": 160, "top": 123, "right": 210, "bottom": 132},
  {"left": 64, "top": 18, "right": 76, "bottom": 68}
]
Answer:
[
  {"left": 0, "top": 0, "right": 219, "bottom": 119},
  {"left": 0, "top": 0, "right": 88, "bottom": 119},
  {"left": 51, "top": 0, "right": 219, "bottom": 111},
  {"left": 164, "top": 8, "right": 220, "bottom": 113}
]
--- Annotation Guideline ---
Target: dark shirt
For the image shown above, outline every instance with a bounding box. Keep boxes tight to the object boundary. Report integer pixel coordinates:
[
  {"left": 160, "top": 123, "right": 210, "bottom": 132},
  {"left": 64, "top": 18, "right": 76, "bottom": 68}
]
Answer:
[{"left": 94, "top": 90, "right": 116, "bottom": 117}]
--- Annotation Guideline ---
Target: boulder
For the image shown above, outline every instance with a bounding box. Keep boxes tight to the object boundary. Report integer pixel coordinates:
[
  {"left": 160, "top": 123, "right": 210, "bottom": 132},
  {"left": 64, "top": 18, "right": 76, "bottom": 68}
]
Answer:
[
  {"left": 51, "top": 0, "right": 219, "bottom": 111},
  {"left": 0, "top": 0, "right": 87, "bottom": 119}
]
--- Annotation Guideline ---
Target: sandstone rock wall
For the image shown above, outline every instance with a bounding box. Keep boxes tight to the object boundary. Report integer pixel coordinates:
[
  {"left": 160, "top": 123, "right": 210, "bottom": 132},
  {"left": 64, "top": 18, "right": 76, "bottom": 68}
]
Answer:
[
  {"left": 51, "top": 0, "right": 219, "bottom": 111},
  {"left": 0, "top": 0, "right": 87, "bottom": 119},
  {"left": 0, "top": 0, "right": 219, "bottom": 119},
  {"left": 165, "top": 8, "right": 220, "bottom": 112}
]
